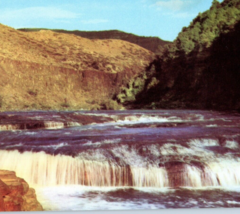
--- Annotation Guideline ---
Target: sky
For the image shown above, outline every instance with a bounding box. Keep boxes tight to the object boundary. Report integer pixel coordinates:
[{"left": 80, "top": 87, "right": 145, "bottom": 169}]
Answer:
[{"left": 0, "top": 0, "right": 224, "bottom": 41}]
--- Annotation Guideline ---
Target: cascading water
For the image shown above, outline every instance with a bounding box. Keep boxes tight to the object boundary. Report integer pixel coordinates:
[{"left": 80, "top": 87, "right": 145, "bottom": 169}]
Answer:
[
  {"left": 5, "top": 151, "right": 133, "bottom": 187},
  {"left": 1, "top": 110, "right": 240, "bottom": 210},
  {"left": 2, "top": 146, "right": 239, "bottom": 189},
  {"left": 0, "top": 150, "right": 168, "bottom": 188}
]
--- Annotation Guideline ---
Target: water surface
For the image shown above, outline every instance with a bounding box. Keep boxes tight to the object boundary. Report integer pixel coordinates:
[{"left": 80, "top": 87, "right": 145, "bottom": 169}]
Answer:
[{"left": 0, "top": 110, "right": 240, "bottom": 210}]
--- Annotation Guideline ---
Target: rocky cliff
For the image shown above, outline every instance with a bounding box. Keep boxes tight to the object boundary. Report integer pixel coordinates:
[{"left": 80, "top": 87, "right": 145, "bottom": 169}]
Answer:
[
  {"left": 0, "top": 170, "right": 43, "bottom": 211},
  {"left": 18, "top": 29, "right": 171, "bottom": 54},
  {"left": 0, "top": 23, "right": 155, "bottom": 111},
  {"left": 128, "top": 0, "right": 240, "bottom": 111}
]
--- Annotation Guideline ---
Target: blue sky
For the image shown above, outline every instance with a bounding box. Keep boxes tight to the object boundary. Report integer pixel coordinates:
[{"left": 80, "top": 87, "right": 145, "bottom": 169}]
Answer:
[{"left": 0, "top": 0, "right": 223, "bottom": 41}]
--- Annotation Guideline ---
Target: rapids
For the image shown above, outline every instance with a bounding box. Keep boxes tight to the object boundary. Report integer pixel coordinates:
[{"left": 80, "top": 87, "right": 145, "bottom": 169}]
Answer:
[{"left": 0, "top": 110, "right": 240, "bottom": 210}]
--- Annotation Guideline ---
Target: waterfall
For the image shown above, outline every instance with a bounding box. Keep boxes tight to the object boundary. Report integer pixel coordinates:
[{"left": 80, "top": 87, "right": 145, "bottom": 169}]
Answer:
[
  {"left": 43, "top": 121, "right": 64, "bottom": 129},
  {"left": 207, "top": 161, "right": 240, "bottom": 186},
  {"left": 0, "top": 124, "right": 21, "bottom": 131},
  {"left": 1, "top": 150, "right": 240, "bottom": 189},
  {"left": 0, "top": 150, "right": 132, "bottom": 187},
  {"left": 0, "top": 121, "right": 80, "bottom": 131},
  {"left": 174, "top": 161, "right": 240, "bottom": 188},
  {"left": 131, "top": 167, "right": 169, "bottom": 187},
  {"left": 0, "top": 150, "right": 168, "bottom": 188}
]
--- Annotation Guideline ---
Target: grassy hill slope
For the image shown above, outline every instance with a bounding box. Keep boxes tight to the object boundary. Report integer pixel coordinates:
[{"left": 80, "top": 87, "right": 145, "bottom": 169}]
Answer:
[
  {"left": 0, "top": 24, "right": 155, "bottom": 111},
  {"left": 18, "top": 29, "right": 170, "bottom": 54}
]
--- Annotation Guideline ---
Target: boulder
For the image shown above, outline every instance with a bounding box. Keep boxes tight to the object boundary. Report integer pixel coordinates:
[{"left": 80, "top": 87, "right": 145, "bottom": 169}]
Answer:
[{"left": 0, "top": 170, "right": 43, "bottom": 211}]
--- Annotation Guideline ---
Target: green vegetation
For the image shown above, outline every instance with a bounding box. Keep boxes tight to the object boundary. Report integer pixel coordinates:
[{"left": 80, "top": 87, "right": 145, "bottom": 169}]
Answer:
[
  {"left": 130, "top": 0, "right": 240, "bottom": 111},
  {"left": 6, "top": 0, "right": 240, "bottom": 111},
  {"left": 165, "top": 0, "right": 240, "bottom": 57}
]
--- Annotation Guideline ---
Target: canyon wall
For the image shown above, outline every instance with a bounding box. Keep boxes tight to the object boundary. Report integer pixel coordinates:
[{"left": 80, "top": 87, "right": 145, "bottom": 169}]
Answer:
[{"left": 0, "top": 23, "right": 155, "bottom": 111}]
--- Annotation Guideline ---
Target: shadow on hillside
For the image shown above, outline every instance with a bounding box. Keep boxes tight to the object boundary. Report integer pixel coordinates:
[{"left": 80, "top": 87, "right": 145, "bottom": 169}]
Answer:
[
  {"left": 128, "top": 20, "right": 240, "bottom": 111},
  {"left": 199, "top": 21, "right": 240, "bottom": 110}
]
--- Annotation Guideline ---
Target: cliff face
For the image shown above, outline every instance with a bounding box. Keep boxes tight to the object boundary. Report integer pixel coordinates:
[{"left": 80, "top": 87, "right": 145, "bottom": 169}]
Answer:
[
  {"left": 129, "top": 0, "right": 240, "bottom": 111},
  {"left": 0, "top": 170, "right": 43, "bottom": 211},
  {"left": 18, "top": 29, "right": 171, "bottom": 54},
  {"left": 0, "top": 23, "right": 155, "bottom": 111}
]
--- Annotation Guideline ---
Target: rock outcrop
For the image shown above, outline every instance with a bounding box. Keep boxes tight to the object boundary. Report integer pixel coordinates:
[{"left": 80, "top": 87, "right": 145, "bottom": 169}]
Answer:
[
  {"left": 0, "top": 170, "right": 43, "bottom": 211},
  {"left": 0, "top": 23, "right": 155, "bottom": 111}
]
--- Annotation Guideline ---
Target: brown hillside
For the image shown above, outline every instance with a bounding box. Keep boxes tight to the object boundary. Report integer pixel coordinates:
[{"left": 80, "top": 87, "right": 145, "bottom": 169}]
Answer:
[
  {"left": 0, "top": 23, "right": 155, "bottom": 111},
  {"left": 18, "top": 29, "right": 171, "bottom": 54}
]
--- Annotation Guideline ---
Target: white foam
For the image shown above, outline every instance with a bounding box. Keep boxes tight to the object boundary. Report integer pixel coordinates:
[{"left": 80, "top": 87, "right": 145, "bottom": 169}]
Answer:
[
  {"left": 160, "top": 144, "right": 195, "bottom": 156},
  {"left": 66, "top": 122, "right": 81, "bottom": 127},
  {"left": 42, "top": 142, "right": 69, "bottom": 149},
  {"left": 64, "top": 132, "right": 71, "bottom": 135},
  {"left": 159, "top": 142, "right": 216, "bottom": 161},
  {"left": 194, "top": 114, "right": 205, "bottom": 121},
  {"left": 74, "top": 112, "right": 113, "bottom": 118},
  {"left": 0, "top": 124, "right": 21, "bottom": 131},
  {"left": 148, "top": 144, "right": 161, "bottom": 156},
  {"left": 188, "top": 139, "right": 219, "bottom": 147},
  {"left": 83, "top": 138, "right": 122, "bottom": 146},
  {"left": 225, "top": 140, "right": 239, "bottom": 149},
  {"left": 29, "top": 116, "right": 44, "bottom": 119},
  {"left": 35, "top": 186, "right": 166, "bottom": 211},
  {"left": 5, "top": 143, "right": 23, "bottom": 148},
  {"left": 24, "top": 132, "right": 37, "bottom": 135},
  {"left": 112, "top": 145, "right": 148, "bottom": 167},
  {"left": 227, "top": 201, "right": 240, "bottom": 205},
  {"left": 44, "top": 121, "right": 64, "bottom": 129},
  {"left": 115, "top": 115, "right": 183, "bottom": 124},
  {"left": 206, "top": 124, "right": 218, "bottom": 127}
]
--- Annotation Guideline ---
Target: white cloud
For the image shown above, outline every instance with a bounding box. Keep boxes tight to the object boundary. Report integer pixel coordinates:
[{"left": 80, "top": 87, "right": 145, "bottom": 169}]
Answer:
[
  {"left": 80, "top": 19, "right": 109, "bottom": 24},
  {"left": 155, "top": 0, "right": 193, "bottom": 11},
  {"left": 0, "top": 6, "right": 80, "bottom": 22}
]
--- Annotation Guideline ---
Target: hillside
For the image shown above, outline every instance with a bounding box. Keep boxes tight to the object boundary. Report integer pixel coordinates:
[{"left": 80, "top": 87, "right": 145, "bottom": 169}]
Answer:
[
  {"left": 18, "top": 29, "right": 170, "bottom": 54},
  {"left": 0, "top": 23, "right": 155, "bottom": 111},
  {"left": 2, "top": 0, "right": 240, "bottom": 112},
  {"left": 128, "top": 0, "right": 240, "bottom": 111}
]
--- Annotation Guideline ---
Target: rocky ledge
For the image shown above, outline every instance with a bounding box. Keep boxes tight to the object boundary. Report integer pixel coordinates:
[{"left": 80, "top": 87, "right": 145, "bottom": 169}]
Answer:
[{"left": 0, "top": 170, "right": 43, "bottom": 211}]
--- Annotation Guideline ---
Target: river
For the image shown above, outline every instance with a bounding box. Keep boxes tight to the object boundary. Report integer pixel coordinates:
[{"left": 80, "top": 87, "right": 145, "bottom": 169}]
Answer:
[{"left": 0, "top": 110, "right": 240, "bottom": 210}]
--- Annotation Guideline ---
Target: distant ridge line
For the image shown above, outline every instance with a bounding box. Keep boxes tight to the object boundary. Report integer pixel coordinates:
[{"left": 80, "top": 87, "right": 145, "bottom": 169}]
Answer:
[{"left": 18, "top": 28, "right": 171, "bottom": 53}]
